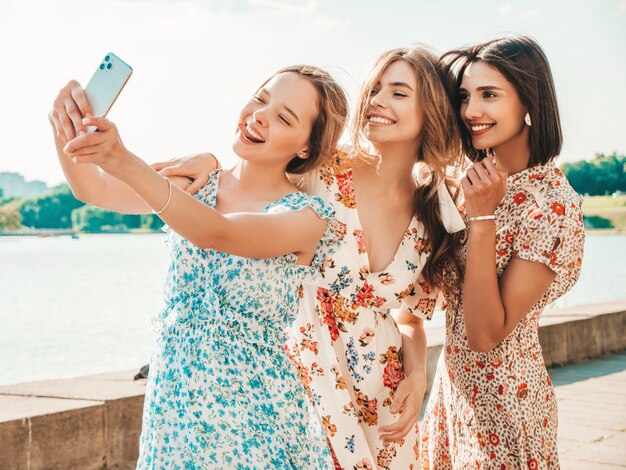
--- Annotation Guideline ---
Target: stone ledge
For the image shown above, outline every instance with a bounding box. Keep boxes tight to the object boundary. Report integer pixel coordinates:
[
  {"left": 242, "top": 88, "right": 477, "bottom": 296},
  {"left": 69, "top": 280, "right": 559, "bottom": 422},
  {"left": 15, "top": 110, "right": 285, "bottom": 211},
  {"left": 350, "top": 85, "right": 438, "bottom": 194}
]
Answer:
[
  {"left": 0, "top": 371, "right": 145, "bottom": 470},
  {"left": 1, "top": 300, "right": 624, "bottom": 469},
  {"left": 422, "top": 299, "right": 626, "bottom": 405}
]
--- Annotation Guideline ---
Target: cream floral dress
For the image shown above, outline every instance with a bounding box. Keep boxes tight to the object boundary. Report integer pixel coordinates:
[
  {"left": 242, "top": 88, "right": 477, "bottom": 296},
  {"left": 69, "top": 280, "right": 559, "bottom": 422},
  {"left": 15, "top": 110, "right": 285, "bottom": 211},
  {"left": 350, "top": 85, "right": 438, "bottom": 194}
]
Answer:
[
  {"left": 420, "top": 162, "right": 585, "bottom": 469},
  {"left": 288, "top": 151, "right": 447, "bottom": 470}
]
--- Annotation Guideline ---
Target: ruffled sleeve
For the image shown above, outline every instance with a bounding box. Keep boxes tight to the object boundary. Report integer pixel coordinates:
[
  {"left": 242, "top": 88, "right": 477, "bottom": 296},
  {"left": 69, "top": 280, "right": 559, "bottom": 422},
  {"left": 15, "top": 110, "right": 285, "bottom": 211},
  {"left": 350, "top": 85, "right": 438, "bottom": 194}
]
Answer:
[
  {"left": 399, "top": 273, "right": 440, "bottom": 320},
  {"left": 297, "top": 195, "right": 342, "bottom": 275},
  {"left": 267, "top": 193, "right": 342, "bottom": 278},
  {"left": 513, "top": 193, "right": 585, "bottom": 301}
]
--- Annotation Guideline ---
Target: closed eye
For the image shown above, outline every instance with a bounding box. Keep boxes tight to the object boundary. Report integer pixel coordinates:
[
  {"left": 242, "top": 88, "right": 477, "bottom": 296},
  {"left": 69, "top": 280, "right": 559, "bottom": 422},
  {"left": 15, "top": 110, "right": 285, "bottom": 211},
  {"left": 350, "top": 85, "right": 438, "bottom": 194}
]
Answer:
[
  {"left": 278, "top": 114, "right": 291, "bottom": 126},
  {"left": 253, "top": 95, "right": 264, "bottom": 103},
  {"left": 393, "top": 92, "right": 408, "bottom": 98}
]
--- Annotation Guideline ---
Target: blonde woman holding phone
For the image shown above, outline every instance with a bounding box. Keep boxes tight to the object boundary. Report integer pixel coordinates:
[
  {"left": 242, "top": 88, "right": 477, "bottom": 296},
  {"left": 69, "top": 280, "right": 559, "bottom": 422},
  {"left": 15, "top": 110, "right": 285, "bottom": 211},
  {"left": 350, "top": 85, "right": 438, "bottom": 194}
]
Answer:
[{"left": 50, "top": 65, "right": 348, "bottom": 468}]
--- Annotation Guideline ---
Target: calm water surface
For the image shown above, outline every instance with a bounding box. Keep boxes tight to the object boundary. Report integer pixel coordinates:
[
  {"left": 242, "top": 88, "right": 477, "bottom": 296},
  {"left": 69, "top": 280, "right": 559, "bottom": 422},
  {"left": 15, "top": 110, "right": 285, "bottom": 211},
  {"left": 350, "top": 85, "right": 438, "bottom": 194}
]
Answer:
[{"left": 0, "top": 234, "right": 624, "bottom": 386}]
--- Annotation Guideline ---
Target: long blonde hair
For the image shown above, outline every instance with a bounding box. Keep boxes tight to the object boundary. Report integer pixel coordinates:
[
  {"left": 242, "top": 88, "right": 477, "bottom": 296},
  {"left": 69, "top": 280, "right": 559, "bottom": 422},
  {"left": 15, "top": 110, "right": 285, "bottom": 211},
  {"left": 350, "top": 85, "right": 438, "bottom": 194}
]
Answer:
[{"left": 353, "top": 47, "right": 465, "bottom": 293}]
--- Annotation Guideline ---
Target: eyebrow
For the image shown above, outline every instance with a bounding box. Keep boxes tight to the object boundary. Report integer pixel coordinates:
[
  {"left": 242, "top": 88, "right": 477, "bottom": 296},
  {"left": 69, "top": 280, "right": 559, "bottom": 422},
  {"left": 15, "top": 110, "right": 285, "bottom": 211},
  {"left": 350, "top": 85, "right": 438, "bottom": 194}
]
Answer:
[
  {"left": 377, "top": 81, "right": 414, "bottom": 91},
  {"left": 258, "top": 88, "right": 300, "bottom": 124},
  {"left": 459, "top": 86, "right": 504, "bottom": 92}
]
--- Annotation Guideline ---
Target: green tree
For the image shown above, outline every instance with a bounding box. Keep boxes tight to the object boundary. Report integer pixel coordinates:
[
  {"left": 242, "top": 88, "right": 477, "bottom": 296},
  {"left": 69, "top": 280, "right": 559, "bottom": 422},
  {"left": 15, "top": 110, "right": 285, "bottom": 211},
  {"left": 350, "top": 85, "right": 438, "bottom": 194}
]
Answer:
[
  {"left": 140, "top": 214, "right": 165, "bottom": 230},
  {"left": 561, "top": 153, "right": 626, "bottom": 196},
  {"left": 0, "top": 204, "right": 22, "bottom": 231},
  {"left": 72, "top": 205, "right": 142, "bottom": 232},
  {"left": 19, "top": 184, "right": 85, "bottom": 228}
]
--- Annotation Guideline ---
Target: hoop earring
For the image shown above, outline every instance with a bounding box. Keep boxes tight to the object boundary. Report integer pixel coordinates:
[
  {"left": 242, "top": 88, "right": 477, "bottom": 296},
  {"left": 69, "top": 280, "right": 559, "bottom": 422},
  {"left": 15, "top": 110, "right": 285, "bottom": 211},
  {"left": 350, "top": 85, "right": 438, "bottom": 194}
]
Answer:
[{"left": 524, "top": 113, "right": 532, "bottom": 126}]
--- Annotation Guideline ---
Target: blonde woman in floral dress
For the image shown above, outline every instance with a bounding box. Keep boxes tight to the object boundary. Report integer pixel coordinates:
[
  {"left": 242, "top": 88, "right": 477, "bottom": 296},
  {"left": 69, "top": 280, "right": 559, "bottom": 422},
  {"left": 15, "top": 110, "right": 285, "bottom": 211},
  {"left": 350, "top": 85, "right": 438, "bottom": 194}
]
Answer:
[
  {"left": 50, "top": 66, "right": 349, "bottom": 468},
  {"left": 420, "top": 37, "right": 585, "bottom": 469},
  {"left": 158, "top": 47, "right": 466, "bottom": 469}
]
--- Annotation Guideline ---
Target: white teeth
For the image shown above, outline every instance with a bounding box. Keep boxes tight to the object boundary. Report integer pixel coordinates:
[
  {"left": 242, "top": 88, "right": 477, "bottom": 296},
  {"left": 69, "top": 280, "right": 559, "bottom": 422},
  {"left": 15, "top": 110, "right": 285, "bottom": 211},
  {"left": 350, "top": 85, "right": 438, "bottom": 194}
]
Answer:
[
  {"left": 369, "top": 116, "right": 394, "bottom": 125},
  {"left": 245, "top": 123, "right": 264, "bottom": 142},
  {"left": 471, "top": 124, "right": 494, "bottom": 131}
]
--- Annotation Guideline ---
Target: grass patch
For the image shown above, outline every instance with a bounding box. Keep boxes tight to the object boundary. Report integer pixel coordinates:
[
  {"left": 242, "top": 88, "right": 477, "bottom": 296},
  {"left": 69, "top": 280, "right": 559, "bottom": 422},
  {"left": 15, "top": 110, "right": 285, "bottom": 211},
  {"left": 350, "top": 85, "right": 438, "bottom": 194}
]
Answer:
[{"left": 583, "top": 195, "right": 626, "bottom": 229}]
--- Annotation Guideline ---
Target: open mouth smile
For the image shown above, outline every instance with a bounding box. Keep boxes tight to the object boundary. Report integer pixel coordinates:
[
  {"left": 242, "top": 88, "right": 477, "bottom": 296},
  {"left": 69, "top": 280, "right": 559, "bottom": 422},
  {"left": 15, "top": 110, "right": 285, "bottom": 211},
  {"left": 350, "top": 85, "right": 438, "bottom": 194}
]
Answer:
[
  {"left": 469, "top": 123, "right": 495, "bottom": 136},
  {"left": 367, "top": 114, "right": 396, "bottom": 126},
  {"left": 239, "top": 122, "right": 265, "bottom": 143}
]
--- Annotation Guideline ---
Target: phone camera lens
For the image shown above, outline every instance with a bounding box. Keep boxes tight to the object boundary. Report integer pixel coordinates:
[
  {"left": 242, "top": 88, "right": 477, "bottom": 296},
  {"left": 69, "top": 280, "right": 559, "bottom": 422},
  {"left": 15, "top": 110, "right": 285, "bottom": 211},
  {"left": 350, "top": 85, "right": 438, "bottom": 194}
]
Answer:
[
  {"left": 100, "top": 64, "right": 105, "bottom": 70},
  {"left": 105, "top": 55, "right": 110, "bottom": 62},
  {"left": 106, "top": 63, "right": 112, "bottom": 70}
]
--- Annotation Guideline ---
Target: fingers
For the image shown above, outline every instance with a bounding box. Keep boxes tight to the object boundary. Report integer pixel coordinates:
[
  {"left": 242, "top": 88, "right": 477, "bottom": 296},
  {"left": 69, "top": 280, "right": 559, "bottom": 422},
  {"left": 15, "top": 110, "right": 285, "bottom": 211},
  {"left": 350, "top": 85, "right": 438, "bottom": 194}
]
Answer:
[
  {"left": 151, "top": 159, "right": 177, "bottom": 172},
  {"left": 157, "top": 165, "right": 183, "bottom": 177},
  {"left": 379, "top": 404, "right": 419, "bottom": 442},
  {"left": 389, "top": 380, "right": 410, "bottom": 415},
  {"left": 72, "top": 154, "right": 105, "bottom": 165},
  {"left": 82, "top": 116, "right": 114, "bottom": 132},
  {"left": 70, "top": 83, "right": 93, "bottom": 119},
  {"left": 63, "top": 131, "right": 106, "bottom": 154},
  {"left": 49, "top": 111, "right": 68, "bottom": 143},
  {"left": 378, "top": 380, "right": 420, "bottom": 443},
  {"left": 65, "top": 98, "right": 88, "bottom": 137},
  {"left": 58, "top": 105, "right": 78, "bottom": 142},
  {"left": 186, "top": 173, "right": 209, "bottom": 194}
]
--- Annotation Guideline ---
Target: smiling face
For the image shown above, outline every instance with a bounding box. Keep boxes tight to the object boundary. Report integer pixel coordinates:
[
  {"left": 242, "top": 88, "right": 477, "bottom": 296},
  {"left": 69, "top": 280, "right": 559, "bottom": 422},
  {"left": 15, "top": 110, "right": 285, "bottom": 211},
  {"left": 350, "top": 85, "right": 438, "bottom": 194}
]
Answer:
[
  {"left": 459, "top": 61, "right": 529, "bottom": 153},
  {"left": 233, "top": 72, "right": 319, "bottom": 167},
  {"left": 363, "top": 60, "right": 423, "bottom": 147}
]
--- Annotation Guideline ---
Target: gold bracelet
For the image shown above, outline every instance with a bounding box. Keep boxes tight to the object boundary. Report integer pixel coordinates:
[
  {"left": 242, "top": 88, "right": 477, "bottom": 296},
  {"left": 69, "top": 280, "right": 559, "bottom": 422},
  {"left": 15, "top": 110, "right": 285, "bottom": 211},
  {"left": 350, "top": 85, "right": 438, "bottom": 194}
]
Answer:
[
  {"left": 467, "top": 214, "right": 496, "bottom": 222},
  {"left": 153, "top": 178, "right": 172, "bottom": 215}
]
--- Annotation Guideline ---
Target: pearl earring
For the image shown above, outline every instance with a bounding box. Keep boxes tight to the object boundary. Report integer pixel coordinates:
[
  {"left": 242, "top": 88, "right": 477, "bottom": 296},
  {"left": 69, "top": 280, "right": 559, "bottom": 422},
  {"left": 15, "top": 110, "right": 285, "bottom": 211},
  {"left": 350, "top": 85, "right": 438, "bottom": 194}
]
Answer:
[{"left": 524, "top": 113, "right": 532, "bottom": 126}]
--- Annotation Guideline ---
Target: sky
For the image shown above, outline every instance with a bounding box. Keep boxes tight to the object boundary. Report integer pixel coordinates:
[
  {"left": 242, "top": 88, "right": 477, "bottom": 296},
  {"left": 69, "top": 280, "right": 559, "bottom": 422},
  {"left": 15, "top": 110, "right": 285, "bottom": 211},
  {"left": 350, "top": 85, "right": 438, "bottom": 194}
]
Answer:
[{"left": 1, "top": 0, "right": 625, "bottom": 186}]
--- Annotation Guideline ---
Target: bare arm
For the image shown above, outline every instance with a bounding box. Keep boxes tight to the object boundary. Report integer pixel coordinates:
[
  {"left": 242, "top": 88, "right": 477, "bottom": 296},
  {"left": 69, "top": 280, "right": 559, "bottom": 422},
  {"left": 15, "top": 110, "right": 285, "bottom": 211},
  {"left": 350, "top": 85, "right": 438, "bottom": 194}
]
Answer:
[
  {"left": 50, "top": 81, "right": 192, "bottom": 213},
  {"left": 64, "top": 117, "right": 328, "bottom": 259},
  {"left": 461, "top": 158, "right": 556, "bottom": 352},
  {"left": 463, "top": 224, "right": 555, "bottom": 352},
  {"left": 379, "top": 308, "right": 428, "bottom": 442}
]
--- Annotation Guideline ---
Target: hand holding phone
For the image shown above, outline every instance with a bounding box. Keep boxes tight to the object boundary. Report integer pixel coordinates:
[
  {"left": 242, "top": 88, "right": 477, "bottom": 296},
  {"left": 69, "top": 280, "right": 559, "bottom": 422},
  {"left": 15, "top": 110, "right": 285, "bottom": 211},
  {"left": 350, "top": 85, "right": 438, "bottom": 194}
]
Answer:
[
  {"left": 49, "top": 53, "right": 132, "bottom": 141},
  {"left": 84, "top": 53, "right": 133, "bottom": 132}
]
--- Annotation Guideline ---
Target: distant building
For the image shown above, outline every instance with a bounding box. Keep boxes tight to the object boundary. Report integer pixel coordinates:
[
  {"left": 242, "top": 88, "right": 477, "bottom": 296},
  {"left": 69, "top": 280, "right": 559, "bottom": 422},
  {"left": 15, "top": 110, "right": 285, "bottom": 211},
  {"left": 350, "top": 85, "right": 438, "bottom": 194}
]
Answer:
[{"left": 0, "top": 172, "right": 49, "bottom": 198}]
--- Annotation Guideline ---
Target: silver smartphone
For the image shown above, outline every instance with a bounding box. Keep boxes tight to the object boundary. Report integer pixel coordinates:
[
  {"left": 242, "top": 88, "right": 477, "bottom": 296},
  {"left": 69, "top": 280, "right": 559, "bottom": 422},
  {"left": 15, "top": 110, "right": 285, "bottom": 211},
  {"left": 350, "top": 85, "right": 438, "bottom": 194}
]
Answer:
[{"left": 84, "top": 52, "right": 132, "bottom": 131}]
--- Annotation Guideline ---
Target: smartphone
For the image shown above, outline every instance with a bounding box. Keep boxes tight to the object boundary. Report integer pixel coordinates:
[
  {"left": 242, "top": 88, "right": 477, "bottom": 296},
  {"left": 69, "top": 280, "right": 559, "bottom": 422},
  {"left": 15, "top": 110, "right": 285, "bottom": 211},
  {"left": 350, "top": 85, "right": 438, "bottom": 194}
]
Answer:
[{"left": 84, "top": 52, "right": 133, "bottom": 131}]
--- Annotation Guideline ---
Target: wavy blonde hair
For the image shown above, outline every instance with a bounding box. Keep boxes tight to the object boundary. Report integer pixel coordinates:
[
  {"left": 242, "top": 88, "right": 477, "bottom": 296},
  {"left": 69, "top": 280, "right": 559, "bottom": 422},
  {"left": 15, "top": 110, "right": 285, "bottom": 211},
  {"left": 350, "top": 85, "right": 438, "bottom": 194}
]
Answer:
[{"left": 353, "top": 46, "right": 465, "bottom": 293}]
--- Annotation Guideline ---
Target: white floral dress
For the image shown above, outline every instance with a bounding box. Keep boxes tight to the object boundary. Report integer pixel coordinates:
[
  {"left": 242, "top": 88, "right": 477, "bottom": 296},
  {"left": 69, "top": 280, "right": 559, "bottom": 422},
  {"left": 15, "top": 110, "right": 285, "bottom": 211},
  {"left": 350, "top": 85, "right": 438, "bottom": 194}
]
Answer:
[
  {"left": 420, "top": 162, "right": 585, "bottom": 469},
  {"left": 288, "top": 151, "right": 443, "bottom": 470},
  {"left": 137, "top": 169, "right": 337, "bottom": 469}
]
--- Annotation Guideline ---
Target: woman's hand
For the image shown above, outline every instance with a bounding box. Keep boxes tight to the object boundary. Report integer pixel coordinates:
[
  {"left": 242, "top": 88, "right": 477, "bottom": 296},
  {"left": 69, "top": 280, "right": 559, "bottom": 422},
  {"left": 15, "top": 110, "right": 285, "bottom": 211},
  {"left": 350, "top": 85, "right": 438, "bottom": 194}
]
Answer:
[
  {"left": 63, "top": 116, "right": 134, "bottom": 180},
  {"left": 461, "top": 158, "right": 507, "bottom": 218},
  {"left": 378, "top": 370, "right": 427, "bottom": 443},
  {"left": 49, "top": 80, "right": 93, "bottom": 143},
  {"left": 151, "top": 153, "right": 220, "bottom": 194}
]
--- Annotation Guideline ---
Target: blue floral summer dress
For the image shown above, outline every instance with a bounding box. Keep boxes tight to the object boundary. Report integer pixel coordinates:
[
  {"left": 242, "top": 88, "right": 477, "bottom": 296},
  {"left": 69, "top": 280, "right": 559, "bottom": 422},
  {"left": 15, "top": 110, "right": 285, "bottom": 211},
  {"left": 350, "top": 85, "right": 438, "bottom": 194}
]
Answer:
[{"left": 137, "top": 169, "right": 337, "bottom": 469}]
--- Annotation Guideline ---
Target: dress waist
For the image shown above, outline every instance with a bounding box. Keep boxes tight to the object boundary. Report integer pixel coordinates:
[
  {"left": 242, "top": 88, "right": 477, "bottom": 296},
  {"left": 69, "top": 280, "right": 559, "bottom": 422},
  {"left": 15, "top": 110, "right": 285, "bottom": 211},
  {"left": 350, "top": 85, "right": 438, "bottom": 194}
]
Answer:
[{"left": 154, "top": 290, "right": 286, "bottom": 348}]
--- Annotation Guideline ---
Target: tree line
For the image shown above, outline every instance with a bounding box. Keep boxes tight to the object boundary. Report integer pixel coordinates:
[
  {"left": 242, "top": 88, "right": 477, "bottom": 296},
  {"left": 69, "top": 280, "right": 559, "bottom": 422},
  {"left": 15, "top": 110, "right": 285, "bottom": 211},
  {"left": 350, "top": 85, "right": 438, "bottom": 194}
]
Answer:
[
  {"left": 560, "top": 152, "right": 625, "bottom": 196},
  {"left": 1, "top": 152, "right": 624, "bottom": 232},
  {"left": 0, "top": 184, "right": 163, "bottom": 232}
]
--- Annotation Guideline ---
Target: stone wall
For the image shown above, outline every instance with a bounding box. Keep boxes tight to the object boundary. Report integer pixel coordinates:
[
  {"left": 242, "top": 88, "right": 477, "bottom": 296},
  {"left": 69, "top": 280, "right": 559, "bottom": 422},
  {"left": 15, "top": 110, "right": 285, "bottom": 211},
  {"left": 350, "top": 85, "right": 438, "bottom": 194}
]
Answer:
[{"left": 1, "top": 300, "right": 625, "bottom": 469}]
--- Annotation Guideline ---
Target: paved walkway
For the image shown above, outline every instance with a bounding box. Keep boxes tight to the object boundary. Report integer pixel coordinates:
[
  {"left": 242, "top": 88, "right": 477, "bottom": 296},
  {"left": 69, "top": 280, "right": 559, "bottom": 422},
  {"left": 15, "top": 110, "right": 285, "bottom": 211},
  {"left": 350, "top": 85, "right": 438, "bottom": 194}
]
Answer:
[{"left": 551, "top": 350, "right": 626, "bottom": 468}]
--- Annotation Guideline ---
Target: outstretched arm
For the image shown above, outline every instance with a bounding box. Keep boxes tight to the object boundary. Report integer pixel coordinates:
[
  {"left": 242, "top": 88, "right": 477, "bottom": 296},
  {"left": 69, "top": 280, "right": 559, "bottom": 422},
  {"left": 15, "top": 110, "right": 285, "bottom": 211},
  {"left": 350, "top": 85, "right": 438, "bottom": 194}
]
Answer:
[
  {"left": 50, "top": 80, "right": 189, "bottom": 214},
  {"left": 64, "top": 117, "right": 328, "bottom": 259}
]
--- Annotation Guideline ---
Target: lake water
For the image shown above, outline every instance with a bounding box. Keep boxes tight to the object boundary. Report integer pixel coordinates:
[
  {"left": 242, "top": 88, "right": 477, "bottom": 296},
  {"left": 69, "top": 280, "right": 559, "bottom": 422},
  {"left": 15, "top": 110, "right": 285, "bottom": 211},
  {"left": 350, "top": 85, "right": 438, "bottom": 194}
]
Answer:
[{"left": 1, "top": 234, "right": 624, "bottom": 386}]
